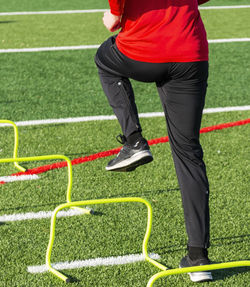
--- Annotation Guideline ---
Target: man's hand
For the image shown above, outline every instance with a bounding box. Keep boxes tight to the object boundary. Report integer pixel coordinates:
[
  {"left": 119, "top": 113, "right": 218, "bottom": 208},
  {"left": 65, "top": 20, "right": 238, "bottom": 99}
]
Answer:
[{"left": 103, "top": 10, "right": 121, "bottom": 32}]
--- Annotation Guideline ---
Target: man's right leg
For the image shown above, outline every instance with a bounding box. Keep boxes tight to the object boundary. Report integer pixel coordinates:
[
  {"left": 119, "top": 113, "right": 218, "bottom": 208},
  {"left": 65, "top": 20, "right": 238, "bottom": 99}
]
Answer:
[
  {"left": 97, "top": 69, "right": 141, "bottom": 139},
  {"left": 95, "top": 37, "right": 153, "bottom": 171}
]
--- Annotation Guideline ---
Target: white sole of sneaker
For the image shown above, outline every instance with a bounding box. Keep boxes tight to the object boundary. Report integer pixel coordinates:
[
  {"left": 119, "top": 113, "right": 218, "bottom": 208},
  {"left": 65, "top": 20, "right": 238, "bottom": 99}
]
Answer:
[
  {"left": 188, "top": 271, "right": 213, "bottom": 282},
  {"left": 179, "top": 264, "right": 213, "bottom": 283},
  {"left": 106, "top": 150, "right": 153, "bottom": 171}
]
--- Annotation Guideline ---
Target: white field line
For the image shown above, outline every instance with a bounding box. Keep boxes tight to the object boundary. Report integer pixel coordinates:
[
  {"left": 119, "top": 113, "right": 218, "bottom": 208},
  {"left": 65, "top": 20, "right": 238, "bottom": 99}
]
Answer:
[
  {"left": 0, "top": 9, "right": 107, "bottom": 16},
  {"left": 0, "top": 45, "right": 100, "bottom": 53},
  {"left": 0, "top": 106, "right": 249, "bottom": 128},
  {"left": 0, "top": 38, "right": 250, "bottom": 54},
  {"left": 0, "top": 209, "right": 84, "bottom": 222},
  {"left": 0, "top": 174, "right": 39, "bottom": 183},
  {"left": 199, "top": 5, "right": 250, "bottom": 10},
  {"left": 209, "top": 38, "right": 250, "bottom": 43},
  {"left": 27, "top": 253, "right": 161, "bottom": 273},
  {"left": 0, "top": 105, "right": 249, "bottom": 221},
  {"left": 0, "top": 5, "right": 250, "bottom": 16}
]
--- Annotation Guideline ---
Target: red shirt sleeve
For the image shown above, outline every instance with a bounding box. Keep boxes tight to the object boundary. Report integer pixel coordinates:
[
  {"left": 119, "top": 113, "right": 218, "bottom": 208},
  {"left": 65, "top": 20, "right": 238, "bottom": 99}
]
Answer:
[
  {"left": 108, "top": 0, "right": 125, "bottom": 16},
  {"left": 198, "top": 0, "right": 210, "bottom": 5}
]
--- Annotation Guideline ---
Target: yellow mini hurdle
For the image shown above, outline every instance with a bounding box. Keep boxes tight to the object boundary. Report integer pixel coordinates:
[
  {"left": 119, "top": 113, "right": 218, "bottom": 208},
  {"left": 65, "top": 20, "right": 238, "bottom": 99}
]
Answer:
[
  {"left": 2, "top": 122, "right": 247, "bottom": 285},
  {"left": 147, "top": 260, "right": 250, "bottom": 286},
  {"left": 46, "top": 197, "right": 167, "bottom": 283},
  {"left": 0, "top": 155, "right": 91, "bottom": 214},
  {"left": 46, "top": 196, "right": 250, "bottom": 285},
  {"left": 0, "top": 120, "right": 26, "bottom": 172}
]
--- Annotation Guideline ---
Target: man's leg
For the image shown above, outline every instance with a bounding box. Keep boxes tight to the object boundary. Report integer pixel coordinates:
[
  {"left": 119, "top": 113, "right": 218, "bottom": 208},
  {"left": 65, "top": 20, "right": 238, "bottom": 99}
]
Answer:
[
  {"left": 157, "top": 61, "right": 212, "bottom": 282},
  {"left": 95, "top": 37, "right": 153, "bottom": 171},
  {"left": 95, "top": 37, "right": 142, "bottom": 138}
]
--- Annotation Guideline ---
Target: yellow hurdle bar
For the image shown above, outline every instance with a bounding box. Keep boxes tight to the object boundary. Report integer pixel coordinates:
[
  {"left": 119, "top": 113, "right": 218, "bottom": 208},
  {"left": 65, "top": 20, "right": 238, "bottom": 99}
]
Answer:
[
  {"left": 0, "top": 120, "right": 26, "bottom": 172},
  {"left": 147, "top": 260, "right": 250, "bottom": 287},
  {"left": 45, "top": 195, "right": 249, "bottom": 284},
  {"left": 46, "top": 197, "right": 167, "bottom": 283},
  {"left": 0, "top": 155, "right": 91, "bottom": 214}
]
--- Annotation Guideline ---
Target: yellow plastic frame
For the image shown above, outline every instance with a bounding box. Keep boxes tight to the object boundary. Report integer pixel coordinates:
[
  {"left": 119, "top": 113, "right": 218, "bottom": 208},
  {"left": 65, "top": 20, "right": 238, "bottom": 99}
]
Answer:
[
  {"left": 0, "top": 155, "right": 91, "bottom": 214},
  {"left": 0, "top": 119, "right": 26, "bottom": 172},
  {"left": 46, "top": 196, "right": 250, "bottom": 285},
  {"left": 2, "top": 122, "right": 248, "bottom": 285},
  {"left": 147, "top": 260, "right": 250, "bottom": 286},
  {"left": 46, "top": 197, "right": 167, "bottom": 283}
]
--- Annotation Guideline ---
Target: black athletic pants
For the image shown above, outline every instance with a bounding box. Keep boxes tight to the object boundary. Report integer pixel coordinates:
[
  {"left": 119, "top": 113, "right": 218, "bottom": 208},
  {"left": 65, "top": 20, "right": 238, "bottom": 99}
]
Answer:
[{"left": 95, "top": 36, "right": 210, "bottom": 248}]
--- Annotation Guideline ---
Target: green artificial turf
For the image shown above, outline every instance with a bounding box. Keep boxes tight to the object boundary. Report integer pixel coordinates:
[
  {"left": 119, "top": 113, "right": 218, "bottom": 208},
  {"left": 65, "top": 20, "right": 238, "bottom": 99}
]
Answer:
[
  {"left": 0, "top": 1, "right": 249, "bottom": 286},
  {"left": 0, "top": 8, "right": 249, "bottom": 49},
  {"left": 0, "top": 0, "right": 249, "bottom": 13},
  {"left": 206, "top": 0, "right": 250, "bottom": 5},
  {"left": 0, "top": 42, "right": 250, "bottom": 121},
  {"left": 0, "top": 13, "right": 110, "bottom": 49},
  {"left": 201, "top": 8, "right": 250, "bottom": 39},
  {"left": 0, "top": 112, "right": 249, "bottom": 286},
  {"left": 0, "top": 0, "right": 108, "bottom": 12}
]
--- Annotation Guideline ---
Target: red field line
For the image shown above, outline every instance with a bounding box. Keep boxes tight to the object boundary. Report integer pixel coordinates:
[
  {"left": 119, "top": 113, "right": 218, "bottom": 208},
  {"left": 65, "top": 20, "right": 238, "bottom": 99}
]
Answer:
[{"left": 3, "top": 118, "right": 249, "bottom": 180}]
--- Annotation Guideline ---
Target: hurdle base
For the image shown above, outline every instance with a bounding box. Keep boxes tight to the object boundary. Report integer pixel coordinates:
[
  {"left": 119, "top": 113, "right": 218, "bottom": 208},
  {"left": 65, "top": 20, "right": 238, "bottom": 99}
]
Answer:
[
  {"left": 70, "top": 206, "right": 94, "bottom": 215},
  {"left": 14, "top": 162, "right": 26, "bottom": 172},
  {"left": 147, "top": 260, "right": 250, "bottom": 287}
]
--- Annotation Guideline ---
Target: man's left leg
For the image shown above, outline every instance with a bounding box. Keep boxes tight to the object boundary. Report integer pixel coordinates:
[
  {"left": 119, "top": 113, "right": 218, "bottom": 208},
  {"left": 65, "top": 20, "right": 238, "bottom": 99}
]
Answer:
[{"left": 156, "top": 61, "right": 212, "bottom": 282}]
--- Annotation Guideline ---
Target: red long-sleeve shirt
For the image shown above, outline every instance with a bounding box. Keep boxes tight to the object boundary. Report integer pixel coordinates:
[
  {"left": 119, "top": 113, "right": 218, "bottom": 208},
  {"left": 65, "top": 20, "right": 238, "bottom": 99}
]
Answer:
[{"left": 108, "top": 0, "right": 209, "bottom": 63}]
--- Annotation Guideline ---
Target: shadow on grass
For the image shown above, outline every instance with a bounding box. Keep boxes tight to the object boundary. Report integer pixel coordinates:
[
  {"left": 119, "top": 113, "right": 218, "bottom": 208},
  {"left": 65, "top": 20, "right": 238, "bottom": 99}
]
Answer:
[
  {"left": 212, "top": 264, "right": 250, "bottom": 282},
  {"left": 0, "top": 20, "right": 16, "bottom": 24},
  {"left": 51, "top": 270, "right": 80, "bottom": 283},
  {"left": 152, "top": 260, "right": 250, "bottom": 283},
  {"left": 111, "top": 187, "right": 180, "bottom": 198},
  {"left": 150, "top": 234, "right": 250, "bottom": 282},
  {"left": 152, "top": 234, "right": 250, "bottom": 257},
  {"left": 0, "top": 187, "right": 185, "bottom": 219},
  {"left": 0, "top": 99, "right": 23, "bottom": 104},
  {"left": 212, "top": 234, "right": 250, "bottom": 246},
  {"left": 0, "top": 201, "right": 64, "bottom": 212},
  {"left": 0, "top": 196, "right": 105, "bottom": 217}
]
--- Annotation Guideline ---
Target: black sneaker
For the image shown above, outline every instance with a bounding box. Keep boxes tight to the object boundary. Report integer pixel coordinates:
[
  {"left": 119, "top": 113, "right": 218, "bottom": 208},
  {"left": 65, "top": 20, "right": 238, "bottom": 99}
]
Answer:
[
  {"left": 179, "top": 255, "right": 213, "bottom": 282},
  {"left": 106, "top": 135, "right": 153, "bottom": 172}
]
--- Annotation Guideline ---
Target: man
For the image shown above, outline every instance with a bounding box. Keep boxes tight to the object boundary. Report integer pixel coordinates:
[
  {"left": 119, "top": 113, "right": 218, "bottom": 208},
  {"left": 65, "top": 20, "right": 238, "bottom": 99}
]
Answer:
[{"left": 95, "top": 0, "right": 212, "bottom": 282}]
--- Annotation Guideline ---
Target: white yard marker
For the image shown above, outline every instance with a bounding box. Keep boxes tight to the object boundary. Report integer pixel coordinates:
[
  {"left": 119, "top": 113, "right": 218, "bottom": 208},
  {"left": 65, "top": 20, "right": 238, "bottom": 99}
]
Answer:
[
  {"left": 209, "top": 38, "right": 250, "bottom": 43},
  {"left": 0, "top": 5, "right": 250, "bottom": 16},
  {"left": 0, "top": 38, "right": 249, "bottom": 54},
  {"left": 203, "top": 106, "right": 250, "bottom": 113},
  {"left": 0, "top": 9, "right": 108, "bottom": 16},
  {"left": 0, "top": 106, "right": 249, "bottom": 127},
  {"left": 0, "top": 174, "right": 39, "bottom": 183},
  {"left": 199, "top": 5, "right": 250, "bottom": 10},
  {"left": 0, "top": 209, "right": 83, "bottom": 222},
  {"left": 27, "top": 253, "right": 161, "bottom": 273},
  {"left": 0, "top": 45, "right": 100, "bottom": 53}
]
